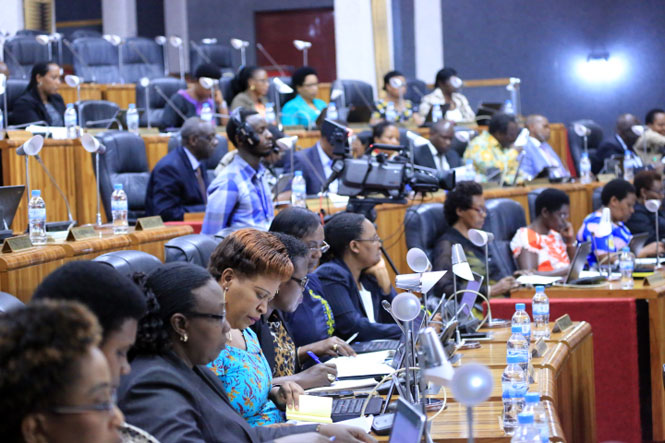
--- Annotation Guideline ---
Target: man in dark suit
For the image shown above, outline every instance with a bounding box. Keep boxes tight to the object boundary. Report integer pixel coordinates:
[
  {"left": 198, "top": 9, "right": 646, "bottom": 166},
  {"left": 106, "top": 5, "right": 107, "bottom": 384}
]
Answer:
[
  {"left": 592, "top": 113, "right": 642, "bottom": 174},
  {"left": 145, "top": 117, "right": 216, "bottom": 221},
  {"left": 413, "top": 119, "right": 461, "bottom": 171},
  {"left": 283, "top": 133, "right": 335, "bottom": 195}
]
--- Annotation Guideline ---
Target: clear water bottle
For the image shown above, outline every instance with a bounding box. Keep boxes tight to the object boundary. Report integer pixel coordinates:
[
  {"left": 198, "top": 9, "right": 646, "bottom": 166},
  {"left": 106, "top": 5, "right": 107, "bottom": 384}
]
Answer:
[
  {"left": 465, "top": 159, "right": 475, "bottom": 181},
  {"left": 432, "top": 104, "right": 443, "bottom": 123},
  {"left": 126, "top": 103, "right": 139, "bottom": 133},
  {"left": 503, "top": 99, "right": 515, "bottom": 115},
  {"left": 619, "top": 246, "right": 635, "bottom": 289},
  {"left": 64, "top": 103, "right": 78, "bottom": 138},
  {"left": 507, "top": 325, "right": 529, "bottom": 374},
  {"left": 511, "top": 413, "right": 541, "bottom": 442},
  {"left": 111, "top": 184, "right": 129, "bottom": 235},
  {"left": 265, "top": 102, "right": 276, "bottom": 124},
  {"left": 579, "top": 152, "right": 592, "bottom": 184},
  {"left": 199, "top": 103, "right": 213, "bottom": 123},
  {"left": 512, "top": 303, "right": 531, "bottom": 343},
  {"left": 502, "top": 389, "right": 518, "bottom": 435},
  {"left": 523, "top": 392, "right": 549, "bottom": 443},
  {"left": 291, "top": 170, "right": 307, "bottom": 207},
  {"left": 28, "top": 190, "right": 47, "bottom": 245},
  {"left": 385, "top": 101, "right": 397, "bottom": 122},
  {"left": 327, "top": 102, "right": 339, "bottom": 120},
  {"left": 532, "top": 286, "right": 550, "bottom": 339},
  {"left": 623, "top": 152, "right": 634, "bottom": 181},
  {"left": 502, "top": 354, "right": 527, "bottom": 413}
]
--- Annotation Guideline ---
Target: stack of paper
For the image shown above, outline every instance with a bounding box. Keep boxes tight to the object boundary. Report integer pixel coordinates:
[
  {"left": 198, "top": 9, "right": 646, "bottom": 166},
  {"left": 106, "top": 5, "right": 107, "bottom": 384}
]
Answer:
[
  {"left": 306, "top": 378, "right": 378, "bottom": 393},
  {"left": 286, "top": 394, "right": 333, "bottom": 423},
  {"left": 326, "top": 350, "right": 395, "bottom": 378}
]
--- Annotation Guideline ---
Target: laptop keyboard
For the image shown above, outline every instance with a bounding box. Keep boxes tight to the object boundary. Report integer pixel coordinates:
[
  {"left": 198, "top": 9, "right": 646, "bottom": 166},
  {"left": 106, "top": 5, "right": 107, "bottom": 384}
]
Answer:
[
  {"left": 352, "top": 340, "right": 400, "bottom": 353},
  {"left": 332, "top": 397, "right": 383, "bottom": 420}
]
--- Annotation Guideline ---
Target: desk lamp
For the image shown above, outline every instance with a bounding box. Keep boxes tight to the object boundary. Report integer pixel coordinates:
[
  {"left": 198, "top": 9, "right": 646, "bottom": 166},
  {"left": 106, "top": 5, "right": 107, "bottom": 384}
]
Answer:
[
  {"left": 16, "top": 135, "right": 44, "bottom": 207},
  {"left": 468, "top": 229, "right": 509, "bottom": 327},
  {"left": 80, "top": 134, "right": 107, "bottom": 226},
  {"left": 293, "top": 40, "right": 312, "bottom": 65},
  {"left": 154, "top": 36, "right": 169, "bottom": 76},
  {"left": 646, "top": 199, "right": 663, "bottom": 269},
  {"left": 230, "top": 38, "right": 249, "bottom": 66},
  {"left": 450, "top": 363, "right": 493, "bottom": 443},
  {"left": 168, "top": 36, "right": 185, "bottom": 82},
  {"left": 65, "top": 75, "right": 83, "bottom": 135},
  {"left": 103, "top": 35, "right": 124, "bottom": 83}
]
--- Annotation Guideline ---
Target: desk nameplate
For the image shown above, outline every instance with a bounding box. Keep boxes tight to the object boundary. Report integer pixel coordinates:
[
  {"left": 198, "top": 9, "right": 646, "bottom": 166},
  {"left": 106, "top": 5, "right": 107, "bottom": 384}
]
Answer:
[
  {"left": 135, "top": 216, "right": 164, "bottom": 231},
  {"left": 552, "top": 314, "right": 573, "bottom": 333},
  {"left": 66, "top": 226, "right": 97, "bottom": 241},
  {"left": 2, "top": 235, "right": 33, "bottom": 253}
]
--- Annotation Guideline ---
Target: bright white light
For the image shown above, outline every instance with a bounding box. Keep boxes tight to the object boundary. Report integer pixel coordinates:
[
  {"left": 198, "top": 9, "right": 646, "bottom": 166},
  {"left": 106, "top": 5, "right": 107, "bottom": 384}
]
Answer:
[
  {"left": 576, "top": 55, "right": 626, "bottom": 83},
  {"left": 470, "top": 376, "right": 483, "bottom": 388}
]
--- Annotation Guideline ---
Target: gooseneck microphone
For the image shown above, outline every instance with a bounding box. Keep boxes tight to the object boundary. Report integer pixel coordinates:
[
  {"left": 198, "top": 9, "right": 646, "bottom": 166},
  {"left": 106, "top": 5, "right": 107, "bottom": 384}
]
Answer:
[
  {"left": 381, "top": 300, "right": 407, "bottom": 335},
  {"left": 154, "top": 86, "right": 188, "bottom": 121}
]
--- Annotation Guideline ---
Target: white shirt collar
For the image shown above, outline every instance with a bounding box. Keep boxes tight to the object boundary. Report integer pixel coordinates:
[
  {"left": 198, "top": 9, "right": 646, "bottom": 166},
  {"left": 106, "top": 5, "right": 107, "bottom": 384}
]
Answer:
[
  {"left": 528, "top": 136, "right": 542, "bottom": 147},
  {"left": 316, "top": 142, "right": 332, "bottom": 167},
  {"left": 426, "top": 142, "right": 450, "bottom": 170},
  {"left": 183, "top": 147, "right": 201, "bottom": 171}
]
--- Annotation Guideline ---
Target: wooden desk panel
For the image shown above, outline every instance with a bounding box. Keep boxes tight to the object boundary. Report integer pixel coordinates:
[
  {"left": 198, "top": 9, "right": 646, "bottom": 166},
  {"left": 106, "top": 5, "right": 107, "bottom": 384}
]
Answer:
[
  {"left": 102, "top": 84, "right": 136, "bottom": 110},
  {"left": 59, "top": 84, "right": 103, "bottom": 104},
  {"left": 0, "top": 246, "right": 67, "bottom": 302},
  {"left": 128, "top": 225, "right": 193, "bottom": 261}
]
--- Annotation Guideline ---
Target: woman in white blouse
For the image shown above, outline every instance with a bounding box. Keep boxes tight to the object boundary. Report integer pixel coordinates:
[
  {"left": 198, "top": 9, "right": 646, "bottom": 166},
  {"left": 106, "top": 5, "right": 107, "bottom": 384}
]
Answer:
[{"left": 418, "top": 67, "right": 475, "bottom": 124}]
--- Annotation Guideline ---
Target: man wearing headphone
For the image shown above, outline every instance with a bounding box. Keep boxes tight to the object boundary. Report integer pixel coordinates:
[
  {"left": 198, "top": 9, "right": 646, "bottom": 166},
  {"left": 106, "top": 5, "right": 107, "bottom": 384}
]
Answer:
[{"left": 201, "top": 108, "right": 274, "bottom": 234}]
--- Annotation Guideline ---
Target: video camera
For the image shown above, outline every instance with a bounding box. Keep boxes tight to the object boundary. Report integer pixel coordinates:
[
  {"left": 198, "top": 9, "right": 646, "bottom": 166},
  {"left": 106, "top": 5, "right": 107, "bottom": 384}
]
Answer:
[{"left": 321, "top": 119, "right": 456, "bottom": 200}]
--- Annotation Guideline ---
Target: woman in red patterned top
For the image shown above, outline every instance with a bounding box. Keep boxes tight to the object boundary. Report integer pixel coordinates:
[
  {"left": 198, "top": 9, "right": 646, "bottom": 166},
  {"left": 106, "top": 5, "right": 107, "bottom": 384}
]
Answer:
[{"left": 511, "top": 188, "right": 576, "bottom": 275}]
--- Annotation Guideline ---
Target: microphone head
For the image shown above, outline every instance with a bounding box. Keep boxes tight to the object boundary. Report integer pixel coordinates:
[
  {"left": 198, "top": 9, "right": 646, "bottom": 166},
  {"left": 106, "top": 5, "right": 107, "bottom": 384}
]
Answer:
[
  {"left": 154, "top": 36, "right": 167, "bottom": 45},
  {"left": 406, "top": 130, "right": 429, "bottom": 147},
  {"left": 468, "top": 229, "right": 494, "bottom": 247},
  {"left": 391, "top": 292, "right": 421, "bottom": 322},
  {"left": 139, "top": 77, "right": 150, "bottom": 88},
  {"left": 0, "top": 73, "right": 5, "bottom": 94},
  {"left": 36, "top": 34, "right": 50, "bottom": 45},
  {"left": 330, "top": 87, "right": 344, "bottom": 101},
  {"left": 230, "top": 38, "right": 248, "bottom": 49},
  {"left": 18, "top": 135, "right": 44, "bottom": 156},
  {"left": 275, "top": 136, "right": 297, "bottom": 152},
  {"left": 273, "top": 77, "right": 294, "bottom": 94},
  {"left": 169, "top": 36, "right": 183, "bottom": 47},
  {"left": 201, "top": 38, "right": 217, "bottom": 45},
  {"left": 419, "top": 327, "right": 454, "bottom": 386},
  {"left": 455, "top": 131, "right": 472, "bottom": 143},
  {"left": 64, "top": 75, "right": 81, "bottom": 87},
  {"left": 646, "top": 199, "right": 662, "bottom": 213},
  {"left": 406, "top": 248, "right": 431, "bottom": 272},
  {"left": 199, "top": 77, "right": 215, "bottom": 89},
  {"left": 596, "top": 207, "right": 613, "bottom": 237},
  {"left": 573, "top": 123, "right": 591, "bottom": 137},
  {"left": 449, "top": 76, "right": 463, "bottom": 89},
  {"left": 103, "top": 34, "right": 122, "bottom": 46},
  {"left": 632, "top": 125, "right": 645, "bottom": 136},
  {"left": 381, "top": 299, "right": 392, "bottom": 312},
  {"left": 389, "top": 77, "right": 404, "bottom": 89},
  {"left": 293, "top": 39, "right": 312, "bottom": 50},
  {"left": 452, "top": 244, "right": 475, "bottom": 281},
  {"left": 80, "top": 133, "right": 105, "bottom": 154},
  {"left": 450, "top": 363, "right": 493, "bottom": 407}
]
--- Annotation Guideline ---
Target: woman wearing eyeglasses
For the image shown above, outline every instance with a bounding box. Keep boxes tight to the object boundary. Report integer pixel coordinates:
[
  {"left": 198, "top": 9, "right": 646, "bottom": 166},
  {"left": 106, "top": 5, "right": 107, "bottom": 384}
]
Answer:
[
  {"left": 315, "top": 212, "right": 401, "bottom": 342},
  {"left": 0, "top": 301, "right": 124, "bottom": 443},
  {"left": 433, "top": 181, "right": 517, "bottom": 297}
]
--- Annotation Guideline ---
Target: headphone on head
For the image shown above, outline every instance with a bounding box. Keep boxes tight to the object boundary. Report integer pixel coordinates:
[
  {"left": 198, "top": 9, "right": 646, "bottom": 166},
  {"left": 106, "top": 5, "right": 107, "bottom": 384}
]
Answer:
[{"left": 230, "top": 108, "right": 261, "bottom": 147}]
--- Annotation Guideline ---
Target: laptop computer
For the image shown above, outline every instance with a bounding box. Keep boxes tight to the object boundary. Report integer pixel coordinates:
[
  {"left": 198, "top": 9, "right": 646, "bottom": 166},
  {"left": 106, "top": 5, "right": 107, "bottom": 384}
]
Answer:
[
  {"left": 628, "top": 232, "right": 648, "bottom": 255},
  {"left": 331, "top": 396, "right": 383, "bottom": 422},
  {"left": 562, "top": 241, "right": 604, "bottom": 285},
  {"left": 388, "top": 398, "right": 427, "bottom": 443},
  {"left": 352, "top": 308, "right": 426, "bottom": 354},
  {"left": 0, "top": 185, "right": 25, "bottom": 234}
]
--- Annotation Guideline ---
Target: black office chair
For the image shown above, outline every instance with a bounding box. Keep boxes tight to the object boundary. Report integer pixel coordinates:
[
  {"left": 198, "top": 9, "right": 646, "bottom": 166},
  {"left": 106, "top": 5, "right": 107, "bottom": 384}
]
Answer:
[
  {"left": 329, "top": 79, "right": 375, "bottom": 123},
  {"left": 483, "top": 198, "right": 526, "bottom": 276},
  {"left": 165, "top": 234, "right": 221, "bottom": 267},
  {"left": 71, "top": 37, "right": 120, "bottom": 83},
  {"left": 451, "top": 127, "right": 478, "bottom": 158},
  {"left": 219, "top": 76, "right": 233, "bottom": 105},
  {"left": 405, "top": 79, "right": 429, "bottom": 106},
  {"left": 167, "top": 134, "right": 228, "bottom": 182},
  {"left": 121, "top": 37, "right": 164, "bottom": 83},
  {"left": 15, "top": 29, "right": 42, "bottom": 36},
  {"left": 404, "top": 203, "right": 449, "bottom": 262},
  {"left": 567, "top": 119, "right": 603, "bottom": 177},
  {"left": 70, "top": 30, "right": 102, "bottom": 40},
  {"left": 267, "top": 77, "right": 294, "bottom": 108},
  {"left": 78, "top": 100, "right": 120, "bottom": 128},
  {"left": 527, "top": 188, "right": 548, "bottom": 222},
  {"left": 3, "top": 36, "right": 50, "bottom": 79},
  {"left": 94, "top": 131, "right": 151, "bottom": 223},
  {"left": 93, "top": 250, "right": 162, "bottom": 279},
  {"left": 0, "top": 291, "right": 24, "bottom": 313},
  {"left": 135, "top": 77, "right": 186, "bottom": 127},
  {"left": 592, "top": 186, "right": 603, "bottom": 211},
  {"left": 189, "top": 41, "right": 234, "bottom": 77},
  {"left": 3, "top": 79, "right": 29, "bottom": 124}
]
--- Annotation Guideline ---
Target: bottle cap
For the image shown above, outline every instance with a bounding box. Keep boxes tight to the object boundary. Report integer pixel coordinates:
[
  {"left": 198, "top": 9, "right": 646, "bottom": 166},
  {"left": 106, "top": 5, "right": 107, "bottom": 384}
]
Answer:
[
  {"left": 516, "top": 303, "right": 526, "bottom": 311},
  {"left": 129, "top": 103, "right": 135, "bottom": 109},
  {"left": 294, "top": 170, "right": 303, "bottom": 176},
  {"left": 113, "top": 183, "right": 123, "bottom": 190},
  {"left": 31, "top": 190, "right": 41, "bottom": 197},
  {"left": 66, "top": 103, "right": 73, "bottom": 108},
  {"left": 622, "top": 247, "right": 630, "bottom": 252},
  {"left": 525, "top": 392, "right": 540, "bottom": 403},
  {"left": 517, "top": 412, "right": 534, "bottom": 424},
  {"left": 511, "top": 325, "right": 523, "bottom": 334},
  {"left": 535, "top": 286, "right": 544, "bottom": 293}
]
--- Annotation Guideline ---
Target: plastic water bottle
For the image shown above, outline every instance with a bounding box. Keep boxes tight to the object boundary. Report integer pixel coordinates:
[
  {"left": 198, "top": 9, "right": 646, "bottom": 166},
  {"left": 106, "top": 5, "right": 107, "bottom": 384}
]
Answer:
[
  {"left": 507, "top": 325, "right": 529, "bottom": 373},
  {"left": 28, "top": 190, "right": 47, "bottom": 245},
  {"left": 200, "top": 103, "right": 213, "bottom": 123},
  {"left": 579, "top": 152, "right": 592, "bottom": 184},
  {"left": 432, "top": 104, "right": 443, "bottom": 123},
  {"left": 619, "top": 246, "right": 635, "bottom": 289},
  {"left": 623, "top": 153, "right": 634, "bottom": 181},
  {"left": 126, "top": 103, "right": 139, "bottom": 133},
  {"left": 291, "top": 171, "right": 307, "bottom": 207},
  {"left": 65, "top": 103, "right": 78, "bottom": 138},
  {"left": 111, "top": 184, "right": 129, "bottom": 234},
  {"left": 465, "top": 159, "right": 475, "bottom": 181},
  {"left": 502, "top": 390, "right": 518, "bottom": 435},
  {"left": 385, "top": 101, "right": 397, "bottom": 122},
  {"left": 265, "top": 102, "right": 276, "bottom": 124},
  {"left": 532, "top": 286, "right": 550, "bottom": 339},
  {"left": 502, "top": 354, "right": 528, "bottom": 413},
  {"left": 523, "top": 392, "right": 549, "bottom": 443},
  {"left": 503, "top": 99, "right": 515, "bottom": 115},
  {"left": 327, "top": 102, "right": 338, "bottom": 120},
  {"left": 512, "top": 303, "right": 531, "bottom": 343},
  {"left": 511, "top": 413, "right": 541, "bottom": 442}
]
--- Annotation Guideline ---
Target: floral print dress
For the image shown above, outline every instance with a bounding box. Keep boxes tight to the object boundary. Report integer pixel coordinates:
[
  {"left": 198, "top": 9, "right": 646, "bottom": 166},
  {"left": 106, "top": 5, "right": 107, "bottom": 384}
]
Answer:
[{"left": 208, "top": 328, "right": 284, "bottom": 427}]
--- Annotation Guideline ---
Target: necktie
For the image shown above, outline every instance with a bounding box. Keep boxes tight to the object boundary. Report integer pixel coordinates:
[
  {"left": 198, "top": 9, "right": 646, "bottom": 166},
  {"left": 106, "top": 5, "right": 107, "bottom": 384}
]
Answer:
[{"left": 195, "top": 166, "right": 207, "bottom": 204}]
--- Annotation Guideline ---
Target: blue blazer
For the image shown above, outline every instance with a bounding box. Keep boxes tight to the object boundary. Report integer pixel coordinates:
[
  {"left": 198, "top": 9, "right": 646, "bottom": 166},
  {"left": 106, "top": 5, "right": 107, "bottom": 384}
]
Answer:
[
  {"left": 521, "top": 139, "right": 567, "bottom": 178},
  {"left": 315, "top": 258, "right": 401, "bottom": 341},
  {"left": 283, "top": 144, "right": 328, "bottom": 195},
  {"left": 145, "top": 146, "right": 209, "bottom": 221}
]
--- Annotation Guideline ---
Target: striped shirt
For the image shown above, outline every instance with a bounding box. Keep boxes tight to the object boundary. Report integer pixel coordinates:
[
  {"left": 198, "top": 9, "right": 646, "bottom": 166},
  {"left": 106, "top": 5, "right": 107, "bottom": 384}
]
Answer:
[
  {"left": 201, "top": 154, "right": 274, "bottom": 234},
  {"left": 576, "top": 209, "right": 632, "bottom": 266}
]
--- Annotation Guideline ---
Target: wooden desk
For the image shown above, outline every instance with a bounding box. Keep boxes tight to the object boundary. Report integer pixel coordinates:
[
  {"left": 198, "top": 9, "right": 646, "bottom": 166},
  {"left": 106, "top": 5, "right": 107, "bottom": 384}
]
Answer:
[
  {"left": 513, "top": 281, "right": 665, "bottom": 440},
  {"left": 59, "top": 84, "right": 103, "bottom": 104},
  {"left": 101, "top": 84, "right": 136, "bottom": 109}
]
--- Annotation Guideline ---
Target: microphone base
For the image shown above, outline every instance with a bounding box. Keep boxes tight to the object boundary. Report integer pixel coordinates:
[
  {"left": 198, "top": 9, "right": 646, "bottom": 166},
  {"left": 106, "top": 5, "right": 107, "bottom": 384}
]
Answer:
[
  {"left": 485, "top": 318, "right": 510, "bottom": 328},
  {"left": 0, "top": 229, "right": 13, "bottom": 241},
  {"left": 45, "top": 220, "right": 77, "bottom": 232}
]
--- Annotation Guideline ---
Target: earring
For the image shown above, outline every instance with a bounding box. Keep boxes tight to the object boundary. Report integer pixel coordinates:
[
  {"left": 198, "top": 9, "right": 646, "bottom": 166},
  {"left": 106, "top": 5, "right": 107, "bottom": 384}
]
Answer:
[
  {"left": 226, "top": 331, "right": 233, "bottom": 341},
  {"left": 250, "top": 85, "right": 256, "bottom": 91},
  {"left": 180, "top": 333, "right": 188, "bottom": 343}
]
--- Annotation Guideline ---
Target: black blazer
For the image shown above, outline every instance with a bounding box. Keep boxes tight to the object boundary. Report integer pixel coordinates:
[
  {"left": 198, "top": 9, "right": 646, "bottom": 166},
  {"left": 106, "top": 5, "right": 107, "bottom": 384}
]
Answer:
[
  {"left": 11, "top": 87, "right": 66, "bottom": 126},
  {"left": 283, "top": 144, "right": 328, "bottom": 195},
  {"left": 118, "top": 352, "right": 317, "bottom": 443},
  {"left": 413, "top": 143, "right": 461, "bottom": 170},
  {"left": 145, "top": 146, "right": 209, "bottom": 221},
  {"left": 592, "top": 135, "right": 635, "bottom": 175},
  {"left": 315, "top": 258, "right": 401, "bottom": 341},
  {"left": 159, "top": 93, "right": 198, "bottom": 130},
  {"left": 626, "top": 203, "right": 665, "bottom": 245}
]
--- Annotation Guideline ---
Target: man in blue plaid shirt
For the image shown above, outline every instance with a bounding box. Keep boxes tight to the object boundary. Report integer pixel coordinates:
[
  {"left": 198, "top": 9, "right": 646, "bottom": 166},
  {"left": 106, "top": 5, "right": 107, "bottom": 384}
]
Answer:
[{"left": 202, "top": 109, "right": 274, "bottom": 234}]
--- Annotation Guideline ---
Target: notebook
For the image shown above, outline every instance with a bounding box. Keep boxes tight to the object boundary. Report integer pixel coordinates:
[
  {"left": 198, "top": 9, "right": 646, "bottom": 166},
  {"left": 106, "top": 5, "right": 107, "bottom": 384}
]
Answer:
[{"left": 286, "top": 395, "right": 333, "bottom": 423}]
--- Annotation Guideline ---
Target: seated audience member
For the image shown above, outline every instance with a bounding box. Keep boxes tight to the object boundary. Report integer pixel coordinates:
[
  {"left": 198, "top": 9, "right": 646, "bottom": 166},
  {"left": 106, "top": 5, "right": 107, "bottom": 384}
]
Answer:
[
  {"left": 229, "top": 66, "right": 270, "bottom": 116},
  {"left": 592, "top": 113, "right": 643, "bottom": 175},
  {"left": 463, "top": 112, "right": 522, "bottom": 182},
  {"left": 270, "top": 207, "right": 339, "bottom": 347},
  {"left": 418, "top": 67, "right": 475, "bottom": 123},
  {"left": 0, "top": 301, "right": 123, "bottom": 443},
  {"left": 0, "top": 61, "right": 9, "bottom": 77},
  {"left": 371, "top": 120, "right": 401, "bottom": 147},
  {"left": 521, "top": 115, "right": 569, "bottom": 179},
  {"left": 121, "top": 262, "right": 368, "bottom": 442},
  {"left": 146, "top": 117, "right": 217, "bottom": 221},
  {"left": 433, "top": 181, "right": 517, "bottom": 297},
  {"left": 413, "top": 119, "right": 461, "bottom": 171},
  {"left": 160, "top": 63, "right": 226, "bottom": 130},
  {"left": 202, "top": 109, "right": 274, "bottom": 234},
  {"left": 281, "top": 66, "right": 327, "bottom": 128},
  {"left": 635, "top": 108, "right": 665, "bottom": 166},
  {"left": 316, "top": 212, "right": 401, "bottom": 341},
  {"left": 511, "top": 188, "right": 575, "bottom": 275},
  {"left": 252, "top": 232, "right": 354, "bottom": 388},
  {"left": 12, "top": 61, "right": 65, "bottom": 126},
  {"left": 626, "top": 170, "right": 665, "bottom": 245},
  {"left": 370, "top": 70, "right": 424, "bottom": 126}
]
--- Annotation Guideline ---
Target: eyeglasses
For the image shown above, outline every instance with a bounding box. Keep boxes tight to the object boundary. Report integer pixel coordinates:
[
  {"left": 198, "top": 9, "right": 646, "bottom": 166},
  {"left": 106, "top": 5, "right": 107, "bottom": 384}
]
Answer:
[
  {"left": 469, "top": 206, "right": 488, "bottom": 215},
  {"left": 309, "top": 241, "right": 330, "bottom": 254},
  {"left": 49, "top": 392, "right": 117, "bottom": 416},
  {"left": 354, "top": 235, "right": 383, "bottom": 244},
  {"left": 185, "top": 311, "right": 226, "bottom": 322},
  {"left": 291, "top": 275, "right": 309, "bottom": 291},
  {"left": 302, "top": 82, "right": 319, "bottom": 87}
]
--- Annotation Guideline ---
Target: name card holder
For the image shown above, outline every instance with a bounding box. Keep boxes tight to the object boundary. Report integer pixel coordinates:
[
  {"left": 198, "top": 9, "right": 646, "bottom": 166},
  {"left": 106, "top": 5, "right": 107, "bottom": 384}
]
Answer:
[
  {"left": 135, "top": 216, "right": 164, "bottom": 231},
  {"left": 644, "top": 269, "right": 665, "bottom": 286},
  {"left": 532, "top": 338, "right": 548, "bottom": 358},
  {"left": 552, "top": 314, "right": 573, "bottom": 333},
  {"left": 66, "top": 226, "right": 97, "bottom": 241},
  {"left": 2, "top": 235, "right": 33, "bottom": 252}
]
